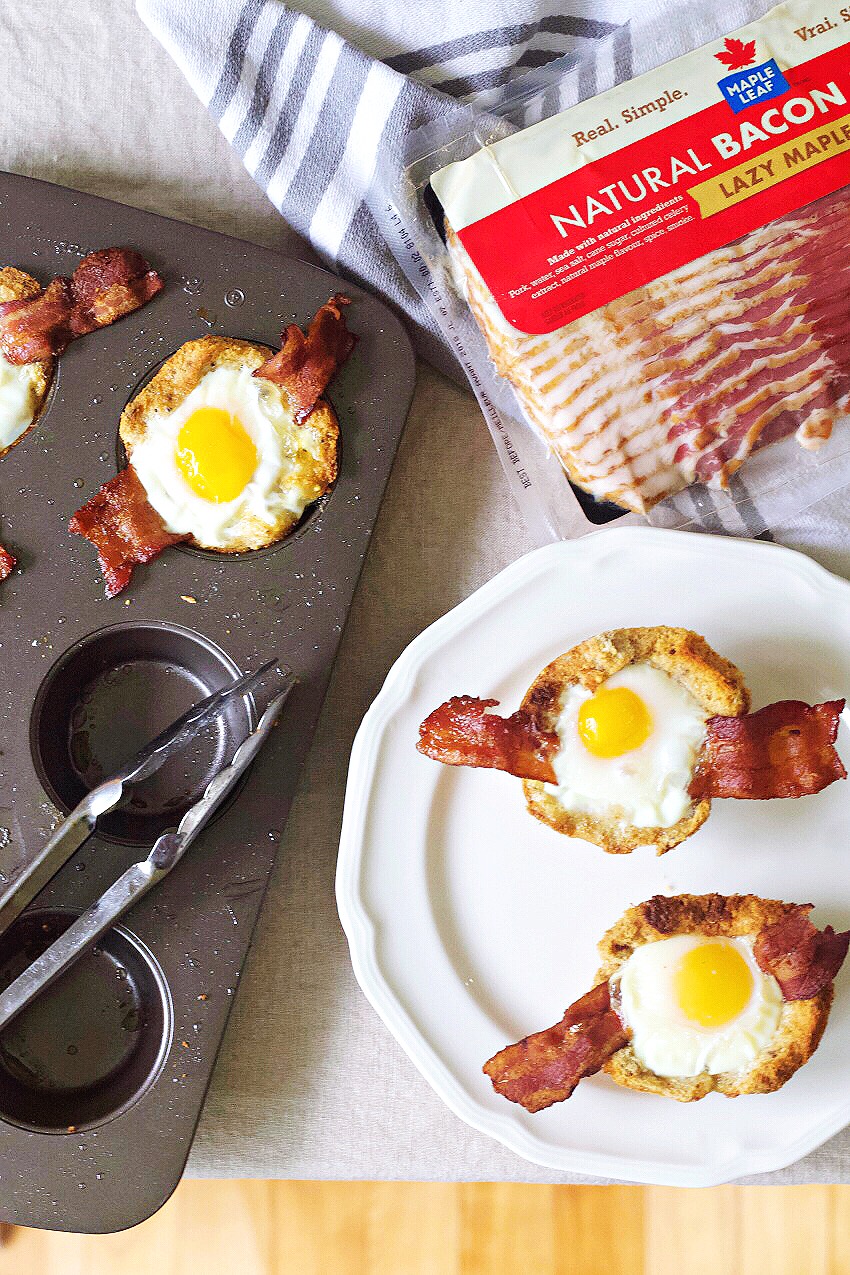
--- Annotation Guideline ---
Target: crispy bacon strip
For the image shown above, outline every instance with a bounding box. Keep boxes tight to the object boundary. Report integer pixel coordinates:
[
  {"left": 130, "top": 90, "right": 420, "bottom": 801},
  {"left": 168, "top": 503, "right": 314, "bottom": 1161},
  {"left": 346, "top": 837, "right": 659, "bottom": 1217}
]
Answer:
[
  {"left": 254, "top": 293, "right": 356, "bottom": 421},
  {"left": 417, "top": 696, "right": 558, "bottom": 784},
  {"left": 69, "top": 466, "right": 187, "bottom": 598},
  {"left": 0, "top": 248, "right": 163, "bottom": 364},
  {"left": 690, "top": 699, "right": 846, "bottom": 800},
  {"left": 0, "top": 277, "right": 75, "bottom": 363},
  {"left": 483, "top": 982, "right": 629, "bottom": 1112},
  {"left": 68, "top": 248, "right": 164, "bottom": 333},
  {"left": 755, "top": 905, "right": 850, "bottom": 1000},
  {"left": 0, "top": 544, "right": 15, "bottom": 581}
]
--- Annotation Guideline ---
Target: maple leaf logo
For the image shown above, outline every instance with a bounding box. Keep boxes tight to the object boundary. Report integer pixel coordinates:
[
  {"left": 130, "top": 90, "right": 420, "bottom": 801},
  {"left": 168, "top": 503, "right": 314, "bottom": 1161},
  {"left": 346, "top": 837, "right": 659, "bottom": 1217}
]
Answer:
[{"left": 714, "top": 37, "right": 757, "bottom": 71}]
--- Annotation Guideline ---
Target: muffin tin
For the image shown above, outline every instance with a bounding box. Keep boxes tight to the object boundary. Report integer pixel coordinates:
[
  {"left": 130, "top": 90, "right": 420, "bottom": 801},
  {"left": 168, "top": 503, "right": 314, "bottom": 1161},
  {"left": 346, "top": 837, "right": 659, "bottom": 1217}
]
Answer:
[{"left": 0, "top": 171, "right": 415, "bottom": 1231}]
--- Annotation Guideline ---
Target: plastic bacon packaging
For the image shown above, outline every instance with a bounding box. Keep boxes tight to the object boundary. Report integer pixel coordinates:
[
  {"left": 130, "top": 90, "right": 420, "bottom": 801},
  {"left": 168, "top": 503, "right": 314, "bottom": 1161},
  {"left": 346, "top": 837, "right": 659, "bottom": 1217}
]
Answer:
[{"left": 385, "top": 0, "right": 850, "bottom": 538}]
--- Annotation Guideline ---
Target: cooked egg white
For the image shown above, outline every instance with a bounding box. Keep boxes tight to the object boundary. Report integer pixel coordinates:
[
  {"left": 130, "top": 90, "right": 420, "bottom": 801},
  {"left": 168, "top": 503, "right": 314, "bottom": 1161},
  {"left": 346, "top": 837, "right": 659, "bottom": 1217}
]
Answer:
[
  {"left": 546, "top": 662, "right": 707, "bottom": 828},
  {"left": 0, "top": 352, "right": 45, "bottom": 452},
  {"left": 615, "top": 935, "right": 783, "bottom": 1077},
  {"left": 129, "top": 363, "right": 325, "bottom": 550}
]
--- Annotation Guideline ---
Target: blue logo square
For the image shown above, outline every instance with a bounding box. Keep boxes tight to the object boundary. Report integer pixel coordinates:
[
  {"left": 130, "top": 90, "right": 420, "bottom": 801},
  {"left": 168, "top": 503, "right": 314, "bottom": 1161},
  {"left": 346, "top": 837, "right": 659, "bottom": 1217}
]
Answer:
[{"left": 718, "top": 59, "right": 790, "bottom": 114}]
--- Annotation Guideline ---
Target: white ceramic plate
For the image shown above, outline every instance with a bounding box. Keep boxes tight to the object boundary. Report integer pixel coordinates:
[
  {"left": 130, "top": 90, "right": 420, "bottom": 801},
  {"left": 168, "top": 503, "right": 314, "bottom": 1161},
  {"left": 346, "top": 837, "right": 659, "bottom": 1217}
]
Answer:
[{"left": 336, "top": 528, "right": 850, "bottom": 1186}]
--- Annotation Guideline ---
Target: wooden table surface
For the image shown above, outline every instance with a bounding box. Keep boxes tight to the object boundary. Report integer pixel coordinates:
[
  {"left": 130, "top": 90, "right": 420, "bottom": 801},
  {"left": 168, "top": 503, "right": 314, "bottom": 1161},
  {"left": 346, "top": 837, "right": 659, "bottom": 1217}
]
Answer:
[{"left": 3, "top": 1180, "right": 850, "bottom": 1272}]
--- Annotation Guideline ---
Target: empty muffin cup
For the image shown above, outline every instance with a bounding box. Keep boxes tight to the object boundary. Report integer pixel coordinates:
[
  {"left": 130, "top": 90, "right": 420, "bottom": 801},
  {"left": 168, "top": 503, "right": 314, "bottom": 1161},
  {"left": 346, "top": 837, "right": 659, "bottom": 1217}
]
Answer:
[
  {"left": 0, "top": 909, "right": 172, "bottom": 1133},
  {"left": 30, "top": 622, "right": 253, "bottom": 845}
]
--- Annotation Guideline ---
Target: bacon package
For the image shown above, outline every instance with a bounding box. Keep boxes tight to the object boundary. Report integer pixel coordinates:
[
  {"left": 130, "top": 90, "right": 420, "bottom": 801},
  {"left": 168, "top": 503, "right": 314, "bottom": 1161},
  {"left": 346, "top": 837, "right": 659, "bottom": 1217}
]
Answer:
[{"left": 384, "top": 0, "right": 850, "bottom": 538}]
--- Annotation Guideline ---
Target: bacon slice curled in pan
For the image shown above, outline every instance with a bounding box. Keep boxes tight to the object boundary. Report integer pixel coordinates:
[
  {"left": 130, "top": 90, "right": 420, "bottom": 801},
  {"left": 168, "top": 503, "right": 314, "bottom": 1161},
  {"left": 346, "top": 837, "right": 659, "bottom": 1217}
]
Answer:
[
  {"left": 254, "top": 293, "right": 356, "bottom": 422},
  {"left": 483, "top": 982, "right": 629, "bottom": 1112},
  {"left": 69, "top": 466, "right": 188, "bottom": 598},
  {"left": 0, "top": 544, "right": 15, "bottom": 581},
  {"left": 68, "top": 247, "right": 163, "bottom": 333},
  {"left": 755, "top": 905, "right": 850, "bottom": 1001},
  {"left": 0, "top": 248, "right": 163, "bottom": 364},
  {"left": 417, "top": 696, "right": 558, "bottom": 784},
  {"left": 690, "top": 699, "right": 846, "bottom": 801},
  {"left": 0, "top": 277, "right": 74, "bottom": 364}
]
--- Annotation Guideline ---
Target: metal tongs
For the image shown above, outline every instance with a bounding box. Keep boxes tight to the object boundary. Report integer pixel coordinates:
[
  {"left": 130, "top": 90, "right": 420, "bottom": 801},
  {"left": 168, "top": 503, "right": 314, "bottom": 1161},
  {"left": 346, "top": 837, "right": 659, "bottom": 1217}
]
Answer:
[{"left": 0, "top": 658, "right": 295, "bottom": 1033}]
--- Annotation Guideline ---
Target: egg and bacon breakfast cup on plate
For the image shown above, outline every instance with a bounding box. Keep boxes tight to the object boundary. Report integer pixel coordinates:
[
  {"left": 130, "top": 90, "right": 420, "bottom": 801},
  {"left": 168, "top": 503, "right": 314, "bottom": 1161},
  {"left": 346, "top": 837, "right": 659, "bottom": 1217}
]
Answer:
[
  {"left": 69, "top": 294, "right": 356, "bottom": 596},
  {"left": 417, "top": 625, "right": 847, "bottom": 855},
  {"left": 484, "top": 893, "right": 850, "bottom": 1110}
]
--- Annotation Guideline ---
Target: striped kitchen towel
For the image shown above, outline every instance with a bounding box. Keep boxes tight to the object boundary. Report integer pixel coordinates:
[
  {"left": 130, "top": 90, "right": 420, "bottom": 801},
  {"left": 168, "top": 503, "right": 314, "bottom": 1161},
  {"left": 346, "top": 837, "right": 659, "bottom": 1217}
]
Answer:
[{"left": 136, "top": 0, "right": 779, "bottom": 380}]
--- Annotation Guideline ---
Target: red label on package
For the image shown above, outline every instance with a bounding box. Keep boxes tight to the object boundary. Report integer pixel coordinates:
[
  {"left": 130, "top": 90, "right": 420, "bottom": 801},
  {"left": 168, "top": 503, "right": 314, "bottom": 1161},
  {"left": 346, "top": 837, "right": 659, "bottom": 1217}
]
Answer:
[{"left": 457, "top": 43, "right": 850, "bottom": 334}]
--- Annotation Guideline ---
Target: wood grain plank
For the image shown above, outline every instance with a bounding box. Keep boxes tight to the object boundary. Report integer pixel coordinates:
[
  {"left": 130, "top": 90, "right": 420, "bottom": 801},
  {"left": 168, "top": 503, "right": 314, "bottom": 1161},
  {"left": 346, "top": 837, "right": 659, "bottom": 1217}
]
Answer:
[
  {"left": 737, "top": 1187, "right": 829, "bottom": 1275},
  {"left": 369, "top": 1183, "right": 459, "bottom": 1275},
  {"left": 0, "top": 1180, "right": 845, "bottom": 1273},
  {"left": 552, "top": 1186, "right": 644, "bottom": 1275},
  {"left": 460, "top": 1184, "right": 555, "bottom": 1275},
  {"left": 644, "top": 1185, "right": 740, "bottom": 1275},
  {"left": 268, "top": 1181, "right": 370, "bottom": 1275},
  {"left": 828, "top": 1186, "right": 850, "bottom": 1275}
]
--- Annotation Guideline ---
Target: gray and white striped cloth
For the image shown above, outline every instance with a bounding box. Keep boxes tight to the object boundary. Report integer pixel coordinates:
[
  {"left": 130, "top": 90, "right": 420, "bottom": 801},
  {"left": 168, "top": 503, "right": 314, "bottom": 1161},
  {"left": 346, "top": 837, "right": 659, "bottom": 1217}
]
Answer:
[{"left": 137, "top": 0, "right": 780, "bottom": 379}]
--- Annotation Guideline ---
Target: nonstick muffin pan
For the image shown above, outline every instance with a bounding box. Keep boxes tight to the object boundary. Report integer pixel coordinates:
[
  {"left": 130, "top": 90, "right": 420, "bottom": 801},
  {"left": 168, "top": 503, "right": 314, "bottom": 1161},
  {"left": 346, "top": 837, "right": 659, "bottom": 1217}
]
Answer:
[{"left": 0, "top": 171, "right": 415, "bottom": 1232}]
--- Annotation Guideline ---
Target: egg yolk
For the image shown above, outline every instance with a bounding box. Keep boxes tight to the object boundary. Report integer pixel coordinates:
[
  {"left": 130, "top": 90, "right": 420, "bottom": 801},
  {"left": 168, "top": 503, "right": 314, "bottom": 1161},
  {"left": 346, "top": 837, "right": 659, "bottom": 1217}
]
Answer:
[
  {"left": 577, "top": 686, "right": 653, "bottom": 758},
  {"left": 674, "top": 942, "right": 754, "bottom": 1027},
  {"left": 176, "top": 407, "right": 258, "bottom": 503}
]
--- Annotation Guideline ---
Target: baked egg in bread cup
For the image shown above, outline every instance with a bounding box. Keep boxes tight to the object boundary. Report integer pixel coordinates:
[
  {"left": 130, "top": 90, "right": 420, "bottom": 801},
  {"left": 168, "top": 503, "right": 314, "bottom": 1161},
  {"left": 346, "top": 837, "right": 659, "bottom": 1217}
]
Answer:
[
  {"left": 598, "top": 894, "right": 835, "bottom": 1101},
  {"left": 520, "top": 626, "right": 749, "bottom": 854},
  {"left": 120, "top": 334, "right": 339, "bottom": 553},
  {"left": 483, "top": 893, "right": 849, "bottom": 1111},
  {"left": 0, "top": 267, "right": 53, "bottom": 457},
  {"left": 417, "top": 624, "right": 846, "bottom": 855}
]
